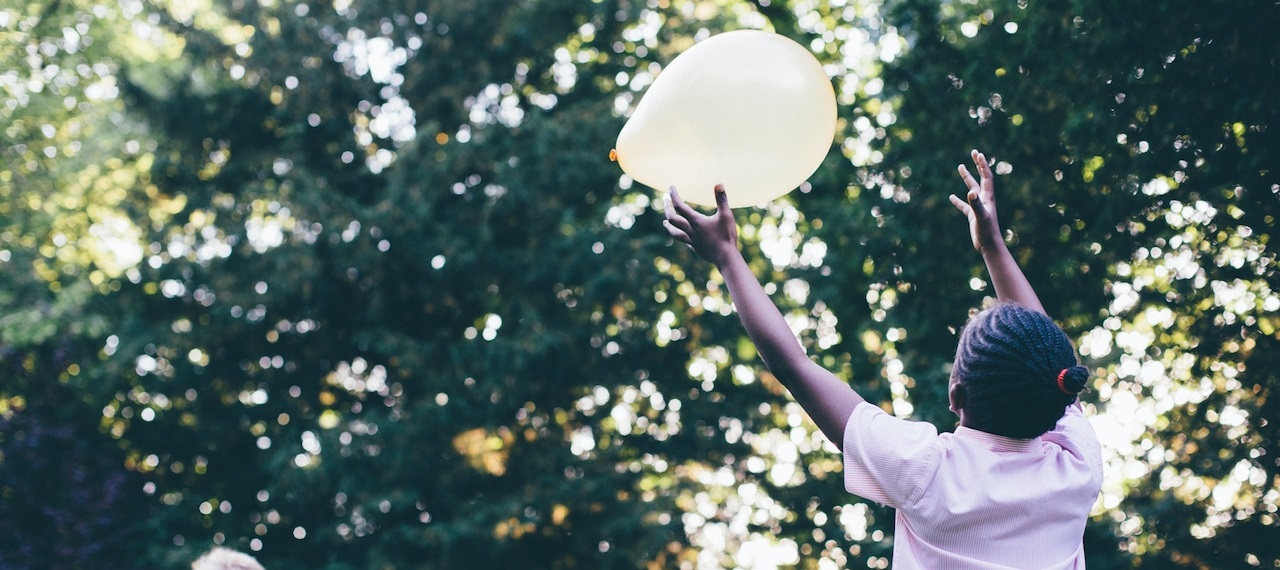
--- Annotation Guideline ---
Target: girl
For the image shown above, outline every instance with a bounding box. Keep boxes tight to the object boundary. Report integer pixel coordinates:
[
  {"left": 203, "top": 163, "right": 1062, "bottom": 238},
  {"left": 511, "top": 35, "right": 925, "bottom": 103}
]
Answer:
[{"left": 662, "top": 150, "right": 1102, "bottom": 569}]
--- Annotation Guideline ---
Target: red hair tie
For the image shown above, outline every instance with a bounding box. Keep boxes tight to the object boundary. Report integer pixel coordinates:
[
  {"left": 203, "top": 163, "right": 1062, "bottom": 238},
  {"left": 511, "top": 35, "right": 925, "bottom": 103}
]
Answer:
[{"left": 1056, "top": 369, "right": 1072, "bottom": 395}]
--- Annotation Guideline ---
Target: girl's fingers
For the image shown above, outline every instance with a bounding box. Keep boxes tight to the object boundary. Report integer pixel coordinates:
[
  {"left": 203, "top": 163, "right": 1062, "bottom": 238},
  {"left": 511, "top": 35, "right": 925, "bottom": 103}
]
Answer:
[
  {"left": 967, "top": 188, "right": 988, "bottom": 217},
  {"left": 948, "top": 194, "right": 972, "bottom": 217},
  {"left": 665, "top": 212, "right": 693, "bottom": 233},
  {"left": 668, "top": 187, "right": 703, "bottom": 220},
  {"left": 974, "top": 151, "right": 995, "bottom": 188},
  {"left": 713, "top": 184, "right": 730, "bottom": 215},
  {"left": 958, "top": 164, "right": 980, "bottom": 191},
  {"left": 972, "top": 149, "right": 987, "bottom": 170},
  {"left": 663, "top": 220, "right": 691, "bottom": 243},
  {"left": 663, "top": 194, "right": 693, "bottom": 230}
]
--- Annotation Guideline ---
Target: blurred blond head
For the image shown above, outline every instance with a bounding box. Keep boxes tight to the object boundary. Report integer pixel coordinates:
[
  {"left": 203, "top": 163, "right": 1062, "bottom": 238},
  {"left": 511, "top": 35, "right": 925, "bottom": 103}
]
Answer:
[{"left": 192, "top": 547, "right": 265, "bottom": 570}]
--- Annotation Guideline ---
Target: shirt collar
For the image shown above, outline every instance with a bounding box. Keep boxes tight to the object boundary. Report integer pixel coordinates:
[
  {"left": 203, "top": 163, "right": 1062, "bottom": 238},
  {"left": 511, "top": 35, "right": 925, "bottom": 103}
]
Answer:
[{"left": 953, "top": 425, "right": 1041, "bottom": 452}]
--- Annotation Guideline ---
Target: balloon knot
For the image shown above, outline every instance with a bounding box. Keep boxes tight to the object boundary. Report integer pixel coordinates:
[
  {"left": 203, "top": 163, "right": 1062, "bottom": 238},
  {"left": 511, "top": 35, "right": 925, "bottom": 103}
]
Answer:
[{"left": 608, "top": 148, "right": 618, "bottom": 162}]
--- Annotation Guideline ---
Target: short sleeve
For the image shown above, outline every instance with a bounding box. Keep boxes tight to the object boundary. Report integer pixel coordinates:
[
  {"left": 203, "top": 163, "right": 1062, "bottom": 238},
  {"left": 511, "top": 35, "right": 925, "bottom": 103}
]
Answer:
[
  {"left": 1041, "top": 405, "right": 1103, "bottom": 481},
  {"left": 842, "top": 402, "right": 943, "bottom": 508}
]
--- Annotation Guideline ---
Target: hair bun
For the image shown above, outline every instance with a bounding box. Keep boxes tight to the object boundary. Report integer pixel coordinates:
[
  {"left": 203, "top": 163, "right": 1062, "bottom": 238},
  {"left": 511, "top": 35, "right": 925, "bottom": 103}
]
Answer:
[{"left": 1058, "top": 365, "right": 1089, "bottom": 395}]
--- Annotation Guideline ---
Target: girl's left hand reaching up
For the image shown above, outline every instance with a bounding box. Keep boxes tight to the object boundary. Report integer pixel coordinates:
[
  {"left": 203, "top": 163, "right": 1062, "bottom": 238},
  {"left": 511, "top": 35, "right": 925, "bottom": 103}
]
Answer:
[{"left": 660, "top": 182, "right": 863, "bottom": 447}]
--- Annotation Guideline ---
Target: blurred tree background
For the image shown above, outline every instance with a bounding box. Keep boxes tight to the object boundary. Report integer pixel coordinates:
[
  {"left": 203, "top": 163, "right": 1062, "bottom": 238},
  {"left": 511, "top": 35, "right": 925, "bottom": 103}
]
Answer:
[{"left": 0, "top": 0, "right": 1275, "bottom": 568}]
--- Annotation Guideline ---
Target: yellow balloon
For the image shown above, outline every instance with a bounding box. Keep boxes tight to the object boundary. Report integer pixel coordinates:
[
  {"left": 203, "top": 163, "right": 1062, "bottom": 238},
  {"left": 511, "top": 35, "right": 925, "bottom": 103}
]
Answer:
[{"left": 614, "top": 30, "right": 837, "bottom": 208}]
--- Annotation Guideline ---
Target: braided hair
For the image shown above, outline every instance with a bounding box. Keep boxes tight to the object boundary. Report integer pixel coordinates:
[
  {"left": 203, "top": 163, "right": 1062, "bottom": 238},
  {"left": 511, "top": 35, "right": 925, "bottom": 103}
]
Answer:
[{"left": 952, "top": 302, "right": 1088, "bottom": 439}]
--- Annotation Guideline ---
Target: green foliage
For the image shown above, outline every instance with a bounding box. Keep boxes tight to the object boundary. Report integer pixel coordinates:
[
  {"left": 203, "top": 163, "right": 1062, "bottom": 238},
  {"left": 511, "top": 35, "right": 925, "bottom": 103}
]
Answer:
[
  {"left": 0, "top": 2, "right": 159, "bottom": 564},
  {"left": 0, "top": 349, "right": 153, "bottom": 570}
]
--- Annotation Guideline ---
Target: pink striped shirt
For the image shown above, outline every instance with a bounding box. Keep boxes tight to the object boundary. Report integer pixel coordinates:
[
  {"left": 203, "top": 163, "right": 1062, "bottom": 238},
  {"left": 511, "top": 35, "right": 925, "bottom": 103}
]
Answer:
[{"left": 842, "top": 402, "right": 1102, "bottom": 569}]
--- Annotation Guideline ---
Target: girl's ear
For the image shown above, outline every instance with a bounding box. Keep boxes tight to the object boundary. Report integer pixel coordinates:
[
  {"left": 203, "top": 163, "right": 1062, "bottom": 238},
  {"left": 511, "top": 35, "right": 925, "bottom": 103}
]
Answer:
[{"left": 949, "top": 381, "right": 967, "bottom": 415}]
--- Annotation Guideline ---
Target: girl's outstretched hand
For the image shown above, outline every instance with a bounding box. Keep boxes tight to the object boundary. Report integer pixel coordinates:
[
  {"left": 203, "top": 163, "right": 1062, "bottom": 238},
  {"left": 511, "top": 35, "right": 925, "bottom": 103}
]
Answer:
[
  {"left": 951, "top": 150, "right": 1047, "bottom": 313},
  {"left": 950, "top": 149, "right": 1005, "bottom": 254},
  {"left": 663, "top": 184, "right": 739, "bottom": 266}
]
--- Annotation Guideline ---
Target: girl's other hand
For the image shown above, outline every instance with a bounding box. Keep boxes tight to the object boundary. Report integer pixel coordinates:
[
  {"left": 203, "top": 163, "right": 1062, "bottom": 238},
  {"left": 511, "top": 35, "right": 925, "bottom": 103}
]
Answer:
[{"left": 950, "top": 149, "right": 1004, "bottom": 254}]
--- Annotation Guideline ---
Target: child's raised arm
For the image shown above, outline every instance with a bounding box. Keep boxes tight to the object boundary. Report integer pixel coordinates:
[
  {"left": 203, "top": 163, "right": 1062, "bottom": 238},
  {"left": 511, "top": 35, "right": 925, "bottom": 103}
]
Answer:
[
  {"left": 663, "top": 185, "right": 864, "bottom": 448},
  {"left": 950, "top": 150, "right": 1046, "bottom": 315}
]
